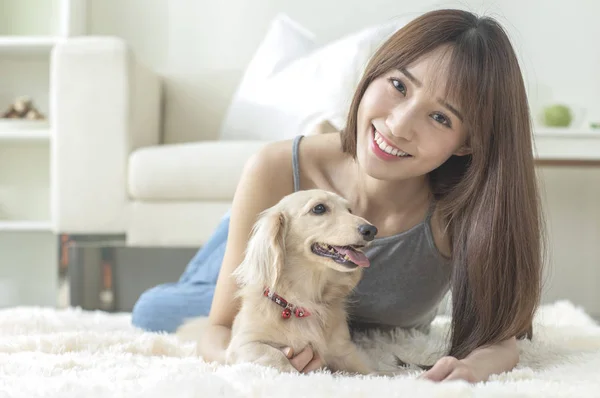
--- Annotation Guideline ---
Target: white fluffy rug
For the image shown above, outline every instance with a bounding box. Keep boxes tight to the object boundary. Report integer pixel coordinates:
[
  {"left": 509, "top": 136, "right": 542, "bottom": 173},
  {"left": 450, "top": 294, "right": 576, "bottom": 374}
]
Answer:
[{"left": 0, "top": 300, "right": 599, "bottom": 398}]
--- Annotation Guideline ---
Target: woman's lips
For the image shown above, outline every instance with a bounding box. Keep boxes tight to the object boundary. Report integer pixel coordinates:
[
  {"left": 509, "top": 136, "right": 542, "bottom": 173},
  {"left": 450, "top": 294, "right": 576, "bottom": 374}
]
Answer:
[{"left": 370, "top": 126, "right": 412, "bottom": 161}]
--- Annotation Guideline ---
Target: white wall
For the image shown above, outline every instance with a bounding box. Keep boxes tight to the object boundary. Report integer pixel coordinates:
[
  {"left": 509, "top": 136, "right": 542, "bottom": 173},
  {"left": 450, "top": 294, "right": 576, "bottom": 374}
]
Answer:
[
  {"left": 0, "top": 0, "right": 61, "bottom": 36},
  {"left": 87, "top": 0, "right": 600, "bottom": 143}
]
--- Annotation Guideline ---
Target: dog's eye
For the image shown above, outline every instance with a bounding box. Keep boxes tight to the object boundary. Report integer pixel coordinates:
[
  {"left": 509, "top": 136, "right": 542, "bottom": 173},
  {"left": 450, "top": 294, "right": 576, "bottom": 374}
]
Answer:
[
  {"left": 311, "top": 204, "right": 327, "bottom": 215},
  {"left": 347, "top": 208, "right": 353, "bottom": 214}
]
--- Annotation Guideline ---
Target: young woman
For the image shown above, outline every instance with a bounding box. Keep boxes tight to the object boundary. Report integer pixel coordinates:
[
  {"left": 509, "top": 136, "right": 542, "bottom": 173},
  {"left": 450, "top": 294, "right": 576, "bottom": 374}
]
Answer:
[{"left": 131, "top": 9, "right": 544, "bottom": 383}]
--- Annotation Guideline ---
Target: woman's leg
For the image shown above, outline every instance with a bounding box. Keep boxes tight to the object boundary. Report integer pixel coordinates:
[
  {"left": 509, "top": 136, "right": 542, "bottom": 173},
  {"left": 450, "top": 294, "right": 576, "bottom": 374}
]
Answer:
[
  {"left": 131, "top": 282, "right": 216, "bottom": 333},
  {"left": 178, "top": 210, "right": 231, "bottom": 284},
  {"left": 131, "top": 211, "right": 230, "bottom": 332}
]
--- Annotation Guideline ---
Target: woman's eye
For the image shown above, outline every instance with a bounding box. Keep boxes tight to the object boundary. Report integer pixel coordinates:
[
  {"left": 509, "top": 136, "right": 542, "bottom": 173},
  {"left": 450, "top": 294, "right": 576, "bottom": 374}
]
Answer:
[
  {"left": 388, "top": 78, "right": 407, "bottom": 96},
  {"left": 311, "top": 204, "right": 327, "bottom": 215},
  {"left": 431, "top": 112, "right": 452, "bottom": 128}
]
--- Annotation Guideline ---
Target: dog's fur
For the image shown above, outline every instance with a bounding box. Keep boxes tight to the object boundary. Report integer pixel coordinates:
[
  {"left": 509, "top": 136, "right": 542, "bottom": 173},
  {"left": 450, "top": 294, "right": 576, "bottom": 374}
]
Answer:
[{"left": 179, "top": 189, "right": 377, "bottom": 374}]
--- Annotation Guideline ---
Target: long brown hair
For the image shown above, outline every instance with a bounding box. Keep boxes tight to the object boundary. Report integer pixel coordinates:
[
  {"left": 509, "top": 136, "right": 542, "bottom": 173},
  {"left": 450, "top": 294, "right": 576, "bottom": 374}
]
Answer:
[{"left": 341, "top": 9, "right": 545, "bottom": 359}]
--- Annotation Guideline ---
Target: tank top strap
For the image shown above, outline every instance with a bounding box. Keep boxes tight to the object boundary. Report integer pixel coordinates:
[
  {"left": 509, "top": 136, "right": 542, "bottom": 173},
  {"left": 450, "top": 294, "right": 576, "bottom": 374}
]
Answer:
[{"left": 292, "top": 135, "right": 304, "bottom": 192}]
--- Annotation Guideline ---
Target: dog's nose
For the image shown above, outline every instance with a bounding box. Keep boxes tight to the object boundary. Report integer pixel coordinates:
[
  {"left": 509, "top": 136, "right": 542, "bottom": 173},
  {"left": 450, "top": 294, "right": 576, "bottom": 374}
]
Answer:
[{"left": 358, "top": 224, "right": 377, "bottom": 241}]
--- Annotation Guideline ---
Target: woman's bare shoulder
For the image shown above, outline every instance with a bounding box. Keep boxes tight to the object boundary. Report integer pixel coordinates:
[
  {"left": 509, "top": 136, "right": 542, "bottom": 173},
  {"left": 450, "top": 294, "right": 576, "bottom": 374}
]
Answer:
[
  {"left": 254, "top": 133, "right": 343, "bottom": 190},
  {"left": 247, "top": 139, "right": 296, "bottom": 195},
  {"left": 296, "top": 132, "right": 345, "bottom": 182},
  {"left": 297, "top": 132, "right": 343, "bottom": 159}
]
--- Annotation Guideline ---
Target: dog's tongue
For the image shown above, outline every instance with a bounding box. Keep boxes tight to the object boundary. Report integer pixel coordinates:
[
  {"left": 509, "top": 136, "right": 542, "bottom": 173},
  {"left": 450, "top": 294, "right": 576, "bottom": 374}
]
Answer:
[{"left": 335, "top": 246, "right": 370, "bottom": 268}]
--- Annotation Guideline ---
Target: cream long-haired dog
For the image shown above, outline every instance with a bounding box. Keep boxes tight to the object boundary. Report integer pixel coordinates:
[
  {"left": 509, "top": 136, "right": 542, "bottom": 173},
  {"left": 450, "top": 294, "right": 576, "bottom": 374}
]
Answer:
[{"left": 179, "top": 189, "right": 378, "bottom": 374}]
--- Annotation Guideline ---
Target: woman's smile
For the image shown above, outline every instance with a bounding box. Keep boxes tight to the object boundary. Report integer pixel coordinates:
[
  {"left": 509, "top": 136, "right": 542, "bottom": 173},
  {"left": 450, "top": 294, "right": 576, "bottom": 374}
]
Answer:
[{"left": 370, "top": 124, "right": 413, "bottom": 161}]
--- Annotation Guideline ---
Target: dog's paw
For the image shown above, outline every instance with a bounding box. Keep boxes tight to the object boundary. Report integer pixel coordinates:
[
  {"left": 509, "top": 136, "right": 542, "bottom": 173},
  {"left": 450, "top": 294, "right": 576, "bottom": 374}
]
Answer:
[
  {"left": 175, "top": 316, "right": 210, "bottom": 342},
  {"left": 255, "top": 354, "right": 299, "bottom": 374},
  {"left": 226, "top": 345, "right": 298, "bottom": 373}
]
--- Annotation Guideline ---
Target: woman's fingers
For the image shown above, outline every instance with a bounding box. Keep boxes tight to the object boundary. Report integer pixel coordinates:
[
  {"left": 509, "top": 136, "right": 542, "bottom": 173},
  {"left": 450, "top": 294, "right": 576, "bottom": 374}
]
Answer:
[
  {"left": 288, "top": 346, "right": 315, "bottom": 371},
  {"left": 419, "top": 356, "right": 457, "bottom": 381},
  {"left": 301, "top": 353, "right": 324, "bottom": 373},
  {"left": 279, "top": 345, "right": 322, "bottom": 373},
  {"left": 281, "top": 347, "right": 294, "bottom": 359}
]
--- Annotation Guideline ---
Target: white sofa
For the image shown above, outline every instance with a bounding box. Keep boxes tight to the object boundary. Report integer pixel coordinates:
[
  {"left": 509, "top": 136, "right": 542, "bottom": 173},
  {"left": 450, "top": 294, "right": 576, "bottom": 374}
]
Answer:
[
  {"left": 49, "top": 14, "right": 407, "bottom": 249},
  {"left": 50, "top": 37, "right": 268, "bottom": 247}
]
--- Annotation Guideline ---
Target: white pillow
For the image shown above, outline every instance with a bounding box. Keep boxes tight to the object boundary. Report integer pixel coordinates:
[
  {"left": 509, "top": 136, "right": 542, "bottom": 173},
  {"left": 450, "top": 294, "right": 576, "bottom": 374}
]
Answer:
[
  {"left": 219, "top": 14, "right": 408, "bottom": 141},
  {"left": 230, "top": 13, "right": 317, "bottom": 97}
]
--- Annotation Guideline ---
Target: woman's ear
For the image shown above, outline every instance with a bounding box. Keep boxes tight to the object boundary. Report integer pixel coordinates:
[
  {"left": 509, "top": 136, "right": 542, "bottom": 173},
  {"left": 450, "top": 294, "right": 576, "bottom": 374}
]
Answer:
[
  {"left": 454, "top": 144, "right": 472, "bottom": 156},
  {"left": 232, "top": 210, "right": 287, "bottom": 289}
]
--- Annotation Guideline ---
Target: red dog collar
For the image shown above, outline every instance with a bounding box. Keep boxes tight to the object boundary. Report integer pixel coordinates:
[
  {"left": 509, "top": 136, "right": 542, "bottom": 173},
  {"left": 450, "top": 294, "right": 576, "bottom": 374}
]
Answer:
[{"left": 263, "top": 287, "right": 311, "bottom": 319}]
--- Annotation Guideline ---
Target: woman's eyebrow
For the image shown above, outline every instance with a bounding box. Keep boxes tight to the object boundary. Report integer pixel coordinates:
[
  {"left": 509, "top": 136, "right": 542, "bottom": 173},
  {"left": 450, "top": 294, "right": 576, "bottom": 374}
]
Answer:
[
  {"left": 399, "top": 68, "right": 422, "bottom": 87},
  {"left": 438, "top": 100, "right": 463, "bottom": 122},
  {"left": 400, "top": 67, "right": 464, "bottom": 122}
]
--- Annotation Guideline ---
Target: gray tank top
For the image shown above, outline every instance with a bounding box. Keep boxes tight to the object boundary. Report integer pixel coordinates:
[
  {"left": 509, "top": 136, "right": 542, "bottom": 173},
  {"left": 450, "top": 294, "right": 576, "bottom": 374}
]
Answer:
[{"left": 292, "top": 135, "right": 451, "bottom": 332}]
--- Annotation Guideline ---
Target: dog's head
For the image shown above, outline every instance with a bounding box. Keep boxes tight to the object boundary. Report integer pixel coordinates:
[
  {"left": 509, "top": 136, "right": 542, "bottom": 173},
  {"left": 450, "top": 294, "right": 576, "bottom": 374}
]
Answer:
[{"left": 232, "top": 189, "right": 377, "bottom": 289}]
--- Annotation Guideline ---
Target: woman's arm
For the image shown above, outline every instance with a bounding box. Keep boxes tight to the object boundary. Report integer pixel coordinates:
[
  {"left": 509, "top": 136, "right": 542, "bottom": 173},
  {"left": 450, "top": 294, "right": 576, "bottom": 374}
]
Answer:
[
  {"left": 426, "top": 215, "right": 520, "bottom": 382},
  {"left": 199, "top": 141, "right": 295, "bottom": 363},
  {"left": 199, "top": 324, "right": 232, "bottom": 363},
  {"left": 421, "top": 336, "right": 519, "bottom": 382}
]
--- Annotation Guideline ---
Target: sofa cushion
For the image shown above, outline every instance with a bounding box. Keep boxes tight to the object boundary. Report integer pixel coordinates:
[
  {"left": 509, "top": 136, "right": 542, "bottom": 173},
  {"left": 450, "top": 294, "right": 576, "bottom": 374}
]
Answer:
[
  {"left": 128, "top": 201, "right": 232, "bottom": 247},
  {"left": 128, "top": 141, "right": 268, "bottom": 201}
]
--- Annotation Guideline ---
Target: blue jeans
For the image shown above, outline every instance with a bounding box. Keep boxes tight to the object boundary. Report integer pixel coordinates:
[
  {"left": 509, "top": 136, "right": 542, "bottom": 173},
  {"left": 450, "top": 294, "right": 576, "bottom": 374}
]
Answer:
[{"left": 131, "top": 211, "right": 231, "bottom": 332}]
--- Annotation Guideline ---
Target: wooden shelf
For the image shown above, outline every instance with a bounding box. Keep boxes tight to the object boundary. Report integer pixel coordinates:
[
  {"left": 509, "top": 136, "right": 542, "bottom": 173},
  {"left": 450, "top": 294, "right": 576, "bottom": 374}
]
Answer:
[
  {"left": 0, "top": 120, "right": 50, "bottom": 142},
  {"left": 0, "top": 129, "right": 50, "bottom": 141},
  {"left": 535, "top": 127, "right": 600, "bottom": 138},
  {"left": 534, "top": 128, "right": 600, "bottom": 162},
  {"left": 0, "top": 36, "right": 61, "bottom": 54},
  {"left": 0, "top": 220, "right": 53, "bottom": 232},
  {"left": 0, "top": 0, "right": 85, "bottom": 308}
]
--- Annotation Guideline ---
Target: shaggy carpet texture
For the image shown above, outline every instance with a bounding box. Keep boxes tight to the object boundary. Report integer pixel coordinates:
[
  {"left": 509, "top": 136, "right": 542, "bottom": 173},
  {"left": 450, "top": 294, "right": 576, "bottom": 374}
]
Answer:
[{"left": 0, "top": 300, "right": 599, "bottom": 397}]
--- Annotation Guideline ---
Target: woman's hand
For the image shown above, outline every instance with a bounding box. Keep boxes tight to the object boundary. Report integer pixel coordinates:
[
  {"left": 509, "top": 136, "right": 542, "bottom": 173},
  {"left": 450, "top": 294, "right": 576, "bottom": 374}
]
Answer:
[
  {"left": 421, "top": 337, "right": 519, "bottom": 383},
  {"left": 281, "top": 346, "right": 324, "bottom": 373},
  {"left": 420, "top": 356, "right": 481, "bottom": 383}
]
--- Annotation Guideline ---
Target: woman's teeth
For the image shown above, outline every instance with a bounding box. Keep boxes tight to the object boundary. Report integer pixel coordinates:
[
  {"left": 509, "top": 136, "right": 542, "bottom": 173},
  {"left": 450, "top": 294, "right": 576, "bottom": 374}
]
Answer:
[{"left": 374, "top": 131, "right": 410, "bottom": 157}]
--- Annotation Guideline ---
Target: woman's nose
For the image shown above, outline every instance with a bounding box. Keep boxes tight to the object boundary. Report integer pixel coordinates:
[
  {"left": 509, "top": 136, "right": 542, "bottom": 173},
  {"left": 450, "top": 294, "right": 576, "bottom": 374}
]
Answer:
[{"left": 387, "top": 104, "right": 416, "bottom": 140}]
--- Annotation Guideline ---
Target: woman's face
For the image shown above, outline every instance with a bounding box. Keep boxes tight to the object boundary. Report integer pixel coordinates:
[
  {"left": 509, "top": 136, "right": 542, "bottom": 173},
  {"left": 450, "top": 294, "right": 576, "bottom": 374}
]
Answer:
[{"left": 355, "top": 45, "right": 470, "bottom": 182}]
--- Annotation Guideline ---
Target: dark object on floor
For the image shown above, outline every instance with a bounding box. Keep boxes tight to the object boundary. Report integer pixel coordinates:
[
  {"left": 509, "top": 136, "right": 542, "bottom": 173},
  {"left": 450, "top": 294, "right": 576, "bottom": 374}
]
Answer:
[
  {"left": 62, "top": 234, "right": 194, "bottom": 312},
  {"left": 394, "top": 354, "right": 434, "bottom": 370}
]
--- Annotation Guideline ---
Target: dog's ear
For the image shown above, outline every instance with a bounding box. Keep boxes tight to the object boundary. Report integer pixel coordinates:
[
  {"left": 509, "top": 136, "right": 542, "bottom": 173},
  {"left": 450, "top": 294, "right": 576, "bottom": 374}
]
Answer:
[{"left": 232, "top": 210, "right": 287, "bottom": 289}]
